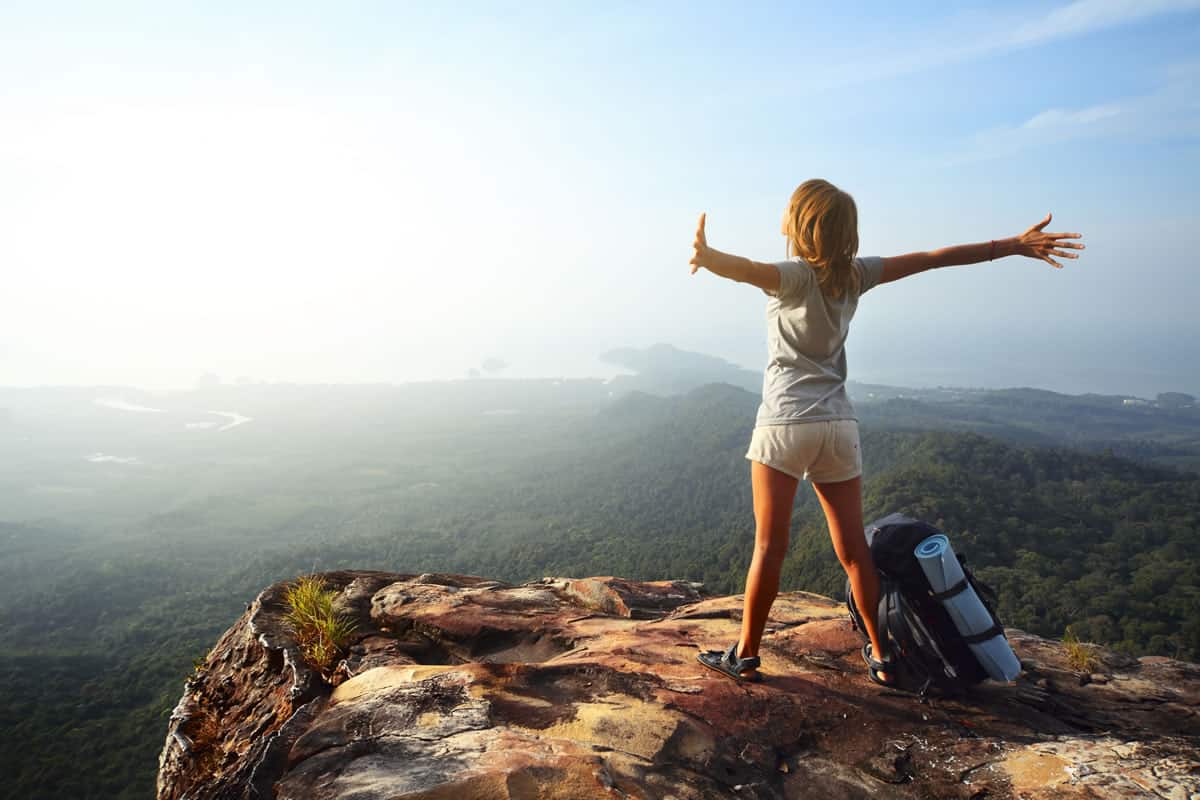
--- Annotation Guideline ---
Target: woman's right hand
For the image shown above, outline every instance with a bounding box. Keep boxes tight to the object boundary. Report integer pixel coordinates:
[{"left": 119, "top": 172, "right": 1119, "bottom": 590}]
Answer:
[
  {"left": 689, "top": 212, "right": 711, "bottom": 274},
  {"left": 1015, "top": 213, "right": 1085, "bottom": 268}
]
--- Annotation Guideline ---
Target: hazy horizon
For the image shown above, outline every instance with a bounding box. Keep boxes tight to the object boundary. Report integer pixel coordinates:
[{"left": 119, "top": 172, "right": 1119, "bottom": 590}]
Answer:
[
  {"left": 4, "top": 2, "right": 1199, "bottom": 399},
  {"left": 0, "top": 338, "right": 1195, "bottom": 400}
]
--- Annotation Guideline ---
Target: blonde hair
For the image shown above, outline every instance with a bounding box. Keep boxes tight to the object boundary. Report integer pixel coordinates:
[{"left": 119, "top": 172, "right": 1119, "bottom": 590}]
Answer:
[{"left": 782, "top": 179, "right": 860, "bottom": 300}]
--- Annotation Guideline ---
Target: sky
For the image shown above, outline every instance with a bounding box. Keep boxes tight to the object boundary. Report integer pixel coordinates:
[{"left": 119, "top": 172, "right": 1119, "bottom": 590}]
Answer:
[{"left": 2, "top": 0, "right": 1198, "bottom": 396}]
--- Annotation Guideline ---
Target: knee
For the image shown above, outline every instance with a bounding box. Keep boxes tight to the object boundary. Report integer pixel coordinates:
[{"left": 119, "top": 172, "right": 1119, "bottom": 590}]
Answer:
[
  {"left": 754, "top": 544, "right": 788, "bottom": 565},
  {"left": 753, "top": 530, "right": 790, "bottom": 563}
]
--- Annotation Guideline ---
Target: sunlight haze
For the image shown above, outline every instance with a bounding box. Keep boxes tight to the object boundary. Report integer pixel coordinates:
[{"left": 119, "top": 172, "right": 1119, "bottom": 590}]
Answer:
[{"left": 3, "top": 1, "right": 1198, "bottom": 395}]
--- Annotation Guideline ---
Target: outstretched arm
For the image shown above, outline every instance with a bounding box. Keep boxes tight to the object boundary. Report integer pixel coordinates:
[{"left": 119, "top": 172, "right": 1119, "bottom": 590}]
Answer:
[
  {"left": 879, "top": 213, "right": 1085, "bottom": 286},
  {"left": 688, "top": 212, "right": 781, "bottom": 293}
]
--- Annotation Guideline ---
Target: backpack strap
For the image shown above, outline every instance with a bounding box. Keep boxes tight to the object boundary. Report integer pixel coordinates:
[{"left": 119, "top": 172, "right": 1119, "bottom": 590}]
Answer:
[
  {"left": 961, "top": 623, "right": 1004, "bottom": 645},
  {"left": 876, "top": 579, "right": 893, "bottom": 648},
  {"left": 930, "top": 578, "right": 969, "bottom": 601},
  {"left": 929, "top": 571, "right": 1001, "bottom": 619}
]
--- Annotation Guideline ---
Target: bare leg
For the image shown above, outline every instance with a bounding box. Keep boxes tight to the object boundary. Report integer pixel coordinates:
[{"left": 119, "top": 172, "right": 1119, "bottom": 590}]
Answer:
[
  {"left": 811, "top": 476, "right": 890, "bottom": 683},
  {"left": 735, "top": 460, "right": 800, "bottom": 679}
]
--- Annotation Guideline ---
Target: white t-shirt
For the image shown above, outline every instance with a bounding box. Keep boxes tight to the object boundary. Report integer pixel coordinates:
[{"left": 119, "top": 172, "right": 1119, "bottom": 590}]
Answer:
[{"left": 755, "top": 255, "right": 885, "bottom": 426}]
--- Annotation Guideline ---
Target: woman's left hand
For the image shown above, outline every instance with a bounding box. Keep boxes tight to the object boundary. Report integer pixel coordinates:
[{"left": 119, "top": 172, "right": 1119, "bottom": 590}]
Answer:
[
  {"left": 689, "top": 212, "right": 710, "bottom": 274},
  {"left": 1015, "top": 212, "right": 1085, "bottom": 268}
]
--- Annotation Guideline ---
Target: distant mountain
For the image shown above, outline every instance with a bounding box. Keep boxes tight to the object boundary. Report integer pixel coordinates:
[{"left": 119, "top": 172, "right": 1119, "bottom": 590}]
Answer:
[
  {"left": 855, "top": 384, "right": 1200, "bottom": 472},
  {"left": 599, "top": 343, "right": 762, "bottom": 395}
]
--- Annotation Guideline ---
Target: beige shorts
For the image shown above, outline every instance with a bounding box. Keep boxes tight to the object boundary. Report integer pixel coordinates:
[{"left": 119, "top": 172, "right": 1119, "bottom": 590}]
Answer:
[{"left": 745, "top": 420, "right": 862, "bottom": 483}]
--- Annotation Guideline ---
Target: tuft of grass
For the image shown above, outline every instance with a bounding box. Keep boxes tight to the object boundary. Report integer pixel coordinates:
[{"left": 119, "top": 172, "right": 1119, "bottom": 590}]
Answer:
[
  {"left": 282, "top": 574, "right": 359, "bottom": 679},
  {"left": 186, "top": 649, "right": 209, "bottom": 685},
  {"left": 1062, "top": 625, "right": 1100, "bottom": 673}
]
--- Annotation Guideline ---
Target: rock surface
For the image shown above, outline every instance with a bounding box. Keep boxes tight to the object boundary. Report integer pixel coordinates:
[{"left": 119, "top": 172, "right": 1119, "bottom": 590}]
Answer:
[{"left": 157, "top": 570, "right": 1200, "bottom": 799}]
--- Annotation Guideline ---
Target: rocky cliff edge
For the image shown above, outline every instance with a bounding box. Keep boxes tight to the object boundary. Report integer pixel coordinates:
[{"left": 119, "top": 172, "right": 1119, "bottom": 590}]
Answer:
[{"left": 157, "top": 570, "right": 1199, "bottom": 799}]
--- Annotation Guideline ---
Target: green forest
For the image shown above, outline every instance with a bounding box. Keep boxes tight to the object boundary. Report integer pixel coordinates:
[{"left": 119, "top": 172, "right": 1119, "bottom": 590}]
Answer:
[{"left": 0, "top": 379, "right": 1197, "bottom": 798}]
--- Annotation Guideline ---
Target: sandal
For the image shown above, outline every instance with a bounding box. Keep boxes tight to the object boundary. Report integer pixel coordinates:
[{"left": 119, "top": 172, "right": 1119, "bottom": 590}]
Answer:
[
  {"left": 862, "top": 642, "right": 898, "bottom": 688},
  {"left": 697, "top": 642, "right": 762, "bottom": 683}
]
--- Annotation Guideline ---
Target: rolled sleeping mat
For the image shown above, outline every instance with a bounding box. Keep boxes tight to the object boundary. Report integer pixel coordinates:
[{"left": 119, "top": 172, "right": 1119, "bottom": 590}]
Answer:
[{"left": 914, "top": 534, "right": 1022, "bottom": 681}]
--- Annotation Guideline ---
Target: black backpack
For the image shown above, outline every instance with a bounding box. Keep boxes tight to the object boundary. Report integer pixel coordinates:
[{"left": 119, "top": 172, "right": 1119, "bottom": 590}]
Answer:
[{"left": 846, "top": 512, "right": 1006, "bottom": 697}]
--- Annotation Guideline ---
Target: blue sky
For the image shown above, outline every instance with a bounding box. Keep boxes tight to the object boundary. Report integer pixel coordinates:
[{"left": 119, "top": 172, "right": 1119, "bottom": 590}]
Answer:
[{"left": 1, "top": 1, "right": 1198, "bottom": 395}]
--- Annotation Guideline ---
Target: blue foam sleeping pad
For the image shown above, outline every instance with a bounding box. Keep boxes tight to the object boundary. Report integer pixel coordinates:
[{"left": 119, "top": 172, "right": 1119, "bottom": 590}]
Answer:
[{"left": 914, "top": 534, "right": 1022, "bottom": 681}]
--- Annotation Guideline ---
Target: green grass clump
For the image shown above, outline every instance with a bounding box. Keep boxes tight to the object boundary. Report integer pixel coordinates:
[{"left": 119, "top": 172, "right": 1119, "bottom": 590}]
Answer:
[
  {"left": 188, "top": 647, "right": 210, "bottom": 682},
  {"left": 1063, "top": 625, "right": 1100, "bottom": 673},
  {"left": 282, "top": 575, "right": 359, "bottom": 678}
]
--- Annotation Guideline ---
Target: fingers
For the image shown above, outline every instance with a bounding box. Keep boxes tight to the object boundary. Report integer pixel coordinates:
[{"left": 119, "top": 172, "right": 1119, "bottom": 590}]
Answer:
[
  {"left": 1018, "top": 216, "right": 1079, "bottom": 267},
  {"left": 691, "top": 212, "right": 708, "bottom": 274}
]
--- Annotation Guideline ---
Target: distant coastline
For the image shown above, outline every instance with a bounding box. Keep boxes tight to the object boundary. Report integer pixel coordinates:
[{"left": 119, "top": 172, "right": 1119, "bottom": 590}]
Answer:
[
  {"left": 0, "top": 343, "right": 1195, "bottom": 401},
  {"left": 0, "top": 374, "right": 1192, "bottom": 406}
]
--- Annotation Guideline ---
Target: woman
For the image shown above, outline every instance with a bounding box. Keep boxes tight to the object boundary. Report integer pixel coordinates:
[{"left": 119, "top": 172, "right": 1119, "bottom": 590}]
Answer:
[{"left": 692, "top": 179, "right": 1083, "bottom": 685}]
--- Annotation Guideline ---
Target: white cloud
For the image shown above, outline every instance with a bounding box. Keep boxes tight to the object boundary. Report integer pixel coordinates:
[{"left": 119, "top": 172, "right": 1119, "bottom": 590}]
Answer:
[
  {"left": 1010, "top": 0, "right": 1200, "bottom": 46},
  {"left": 941, "top": 63, "right": 1200, "bottom": 164},
  {"left": 1021, "top": 104, "right": 1125, "bottom": 129},
  {"left": 797, "top": 0, "right": 1200, "bottom": 94}
]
